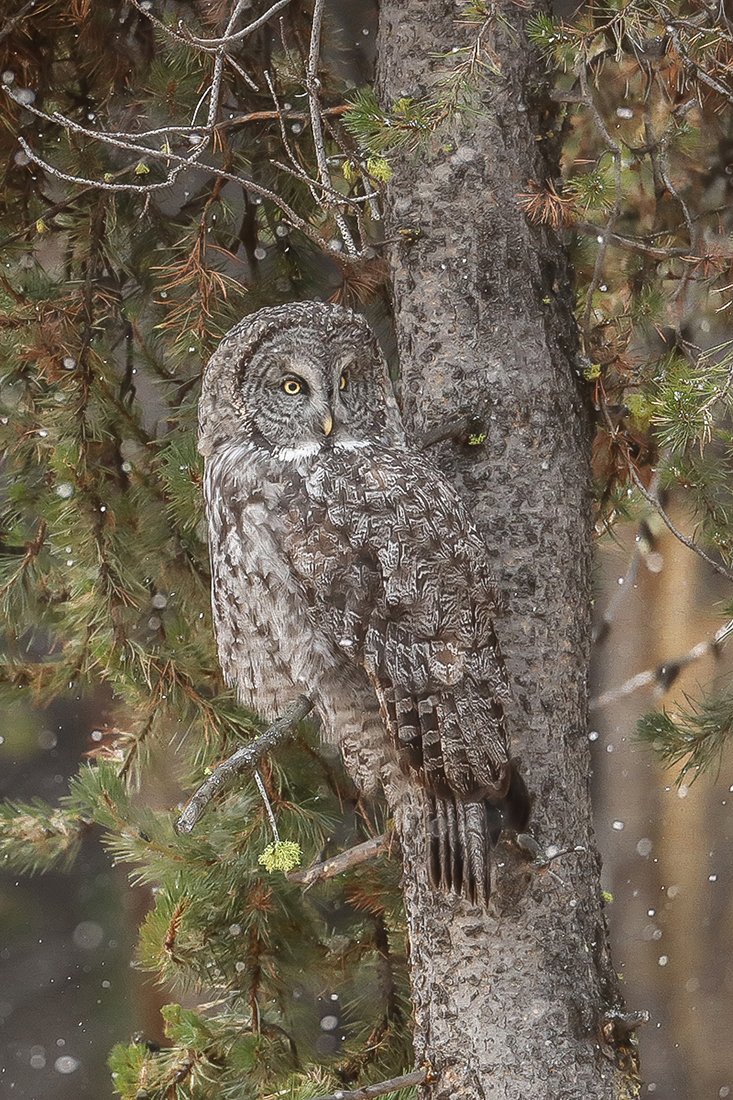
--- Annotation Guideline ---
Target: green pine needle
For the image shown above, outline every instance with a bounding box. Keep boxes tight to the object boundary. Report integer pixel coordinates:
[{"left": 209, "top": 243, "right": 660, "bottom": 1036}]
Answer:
[{"left": 637, "top": 691, "right": 733, "bottom": 786}]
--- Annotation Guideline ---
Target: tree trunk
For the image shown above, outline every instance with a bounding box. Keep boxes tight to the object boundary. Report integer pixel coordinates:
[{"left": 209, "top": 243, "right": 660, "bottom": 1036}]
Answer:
[{"left": 377, "top": 4, "right": 635, "bottom": 1097}]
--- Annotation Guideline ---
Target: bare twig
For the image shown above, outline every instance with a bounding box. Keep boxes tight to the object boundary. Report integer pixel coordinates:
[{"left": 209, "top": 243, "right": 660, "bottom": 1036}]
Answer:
[
  {"left": 18, "top": 99, "right": 211, "bottom": 167},
  {"left": 222, "top": 104, "right": 350, "bottom": 130},
  {"left": 17, "top": 134, "right": 189, "bottom": 193},
  {"left": 575, "top": 222, "right": 692, "bottom": 260},
  {"left": 15, "top": 133, "right": 325, "bottom": 247},
  {"left": 627, "top": 462, "right": 733, "bottom": 584},
  {"left": 322, "top": 113, "right": 382, "bottom": 224},
  {"left": 0, "top": 0, "right": 38, "bottom": 43},
  {"left": 590, "top": 618, "right": 733, "bottom": 710},
  {"left": 578, "top": 68, "right": 624, "bottom": 334},
  {"left": 253, "top": 770, "right": 280, "bottom": 842},
  {"left": 129, "top": 0, "right": 291, "bottom": 51},
  {"left": 308, "top": 1068, "right": 428, "bottom": 1100},
  {"left": 271, "top": 158, "right": 377, "bottom": 209},
  {"left": 10, "top": 106, "right": 348, "bottom": 144},
  {"left": 264, "top": 68, "right": 313, "bottom": 189},
  {"left": 175, "top": 695, "right": 313, "bottom": 834},
  {"left": 184, "top": 0, "right": 292, "bottom": 48},
  {"left": 306, "top": 0, "right": 358, "bottom": 256},
  {"left": 287, "top": 833, "right": 393, "bottom": 885}
]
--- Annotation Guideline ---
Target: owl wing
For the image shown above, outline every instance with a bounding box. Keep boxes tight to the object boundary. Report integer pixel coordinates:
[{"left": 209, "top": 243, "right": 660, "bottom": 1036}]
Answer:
[{"left": 288, "top": 448, "right": 530, "bottom": 903}]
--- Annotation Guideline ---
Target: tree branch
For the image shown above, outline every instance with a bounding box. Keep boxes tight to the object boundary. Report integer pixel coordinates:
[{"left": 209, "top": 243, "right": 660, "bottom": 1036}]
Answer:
[
  {"left": 128, "top": 0, "right": 291, "bottom": 52},
  {"left": 598, "top": 395, "right": 733, "bottom": 585},
  {"left": 575, "top": 221, "right": 692, "bottom": 260},
  {"left": 627, "top": 462, "right": 733, "bottom": 585},
  {"left": 590, "top": 618, "right": 733, "bottom": 710},
  {"left": 306, "top": 0, "right": 358, "bottom": 256},
  {"left": 14, "top": 133, "right": 327, "bottom": 247},
  {"left": 308, "top": 1068, "right": 428, "bottom": 1100},
  {"left": 578, "top": 68, "right": 624, "bottom": 335},
  {"left": 175, "top": 695, "right": 313, "bottom": 834},
  {"left": 287, "top": 833, "right": 393, "bottom": 885},
  {"left": 253, "top": 770, "right": 281, "bottom": 842},
  {"left": 665, "top": 22, "right": 733, "bottom": 105},
  {"left": 0, "top": 0, "right": 38, "bottom": 43}
]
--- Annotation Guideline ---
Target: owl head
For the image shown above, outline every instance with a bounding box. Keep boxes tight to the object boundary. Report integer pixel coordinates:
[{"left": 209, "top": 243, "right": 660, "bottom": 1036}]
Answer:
[{"left": 198, "top": 302, "right": 405, "bottom": 457}]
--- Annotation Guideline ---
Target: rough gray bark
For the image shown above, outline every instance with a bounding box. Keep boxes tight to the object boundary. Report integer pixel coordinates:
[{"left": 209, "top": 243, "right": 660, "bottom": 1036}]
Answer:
[{"left": 376, "top": 3, "right": 635, "bottom": 1097}]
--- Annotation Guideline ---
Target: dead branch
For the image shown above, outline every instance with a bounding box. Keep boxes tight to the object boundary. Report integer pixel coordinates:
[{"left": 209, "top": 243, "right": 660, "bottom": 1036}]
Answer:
[
  {"left": 287, "top": 833, "right": 393, "bottom": 885},
  {"left": 306, "top": 1068, "right": 428, "bottom": 1100},
  {"left": 590, "top": 618, "right": 733, "bottom": 710},
  {"left": 627, "top": 462, "right": 733, "bottom": 585},
  {"left": 175, "top": 695, "right": 313, "bottom": 834},
  {"left": 305, "top": 0, "right": 358, "bottom": 256}
]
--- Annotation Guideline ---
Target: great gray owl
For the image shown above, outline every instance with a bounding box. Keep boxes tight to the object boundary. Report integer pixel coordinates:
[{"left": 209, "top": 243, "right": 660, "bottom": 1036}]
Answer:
[{"left": 198, "top": 301, "right": 530, "bottom": 905}]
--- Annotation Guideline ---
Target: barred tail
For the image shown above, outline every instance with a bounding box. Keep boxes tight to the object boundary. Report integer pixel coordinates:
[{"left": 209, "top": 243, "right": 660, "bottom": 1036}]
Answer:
[{"left": 427, "top": 763, "right": 531, "bottom": 906}]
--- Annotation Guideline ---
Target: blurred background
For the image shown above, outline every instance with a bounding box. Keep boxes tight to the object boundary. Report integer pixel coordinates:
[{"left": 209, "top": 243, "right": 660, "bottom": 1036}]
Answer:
[{"left": 593, "top": 513, "right": 733, "bottom": 1099}]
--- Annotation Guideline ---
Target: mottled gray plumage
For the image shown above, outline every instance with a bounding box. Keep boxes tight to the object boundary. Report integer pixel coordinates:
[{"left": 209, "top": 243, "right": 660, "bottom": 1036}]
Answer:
[{"left": 198, "top": 301, "right": 529, "bottom": 905}]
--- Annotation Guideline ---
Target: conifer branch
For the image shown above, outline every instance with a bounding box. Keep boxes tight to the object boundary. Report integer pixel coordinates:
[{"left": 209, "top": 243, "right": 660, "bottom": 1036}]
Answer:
[
  {"left": 0, "top": 519, "right": 46, "bottom": 599},
  {"left": 627, "top": 463, "right": 733, "bottom": 585},
  {"left": 665, "top": 22, "right": 733, "bottom": 105},
  {"left": 15, "top": 135, "right": 189, "bottom": 194},
  {"left": 15, "top": 133, "right": 326, "bottom": 246},
  {"left": 175, "top": 696, "right": 313, "bottom": 834},
  {"left": 14, "top": 110, "right": 363, "bottom": 253},
  {"left": 287, "top": 833, "right": 393, "bottom": 885},
  {"left": 637, "top": 685, "right": 733, "bottom": 785},
  {"left": 598, "top": 395, "right": 733, "bottom": 585}
]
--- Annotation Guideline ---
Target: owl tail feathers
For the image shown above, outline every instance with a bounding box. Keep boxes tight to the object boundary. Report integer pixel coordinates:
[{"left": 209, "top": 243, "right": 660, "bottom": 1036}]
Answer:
[
  {"left": 427, "top": 796, "right": 495, "bottom": 906},
  {"left": 427, "top": 764, "right": 531, "bottom": 907}
]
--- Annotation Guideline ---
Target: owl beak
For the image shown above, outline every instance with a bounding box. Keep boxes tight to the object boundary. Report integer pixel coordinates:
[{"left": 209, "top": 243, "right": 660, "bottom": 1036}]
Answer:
[{"left": 322, "top": 413, "right": 333, "bottom": 436}]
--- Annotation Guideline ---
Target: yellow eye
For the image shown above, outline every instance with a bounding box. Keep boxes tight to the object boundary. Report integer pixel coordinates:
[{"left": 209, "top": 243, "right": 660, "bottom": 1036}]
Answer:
[
  {"left": 282, "top": 379, "right": 302, "bottom": 395},
  {"left": 339, "top": 372, "right": 348, "bottom": 391}
]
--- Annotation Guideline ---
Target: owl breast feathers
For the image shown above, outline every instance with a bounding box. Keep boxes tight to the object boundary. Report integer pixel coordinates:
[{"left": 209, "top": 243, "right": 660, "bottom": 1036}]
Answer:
[{"left": 198, "top": 301, "right": 530, "bottom": 905}]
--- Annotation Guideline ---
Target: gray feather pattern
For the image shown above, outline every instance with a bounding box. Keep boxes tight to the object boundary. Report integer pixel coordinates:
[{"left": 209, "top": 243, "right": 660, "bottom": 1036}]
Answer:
[{"left": 199, "top": 302, "right": 530, "bottom": 905}]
